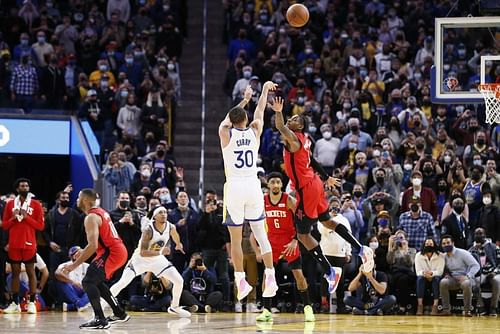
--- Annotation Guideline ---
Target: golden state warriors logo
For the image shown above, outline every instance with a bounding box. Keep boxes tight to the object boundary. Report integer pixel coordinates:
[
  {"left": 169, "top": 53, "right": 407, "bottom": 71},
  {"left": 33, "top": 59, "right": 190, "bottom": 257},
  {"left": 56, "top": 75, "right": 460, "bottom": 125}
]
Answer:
[{"left": 150, "top": 240, "right": 165, "bottom": 251}]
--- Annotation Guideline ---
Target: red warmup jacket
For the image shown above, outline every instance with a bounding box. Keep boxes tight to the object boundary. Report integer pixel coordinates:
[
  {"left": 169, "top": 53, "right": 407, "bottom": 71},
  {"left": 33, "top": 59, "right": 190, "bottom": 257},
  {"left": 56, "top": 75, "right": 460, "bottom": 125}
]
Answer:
[{"left": 2, "top": 198, "right": 45, "bottom": 249}]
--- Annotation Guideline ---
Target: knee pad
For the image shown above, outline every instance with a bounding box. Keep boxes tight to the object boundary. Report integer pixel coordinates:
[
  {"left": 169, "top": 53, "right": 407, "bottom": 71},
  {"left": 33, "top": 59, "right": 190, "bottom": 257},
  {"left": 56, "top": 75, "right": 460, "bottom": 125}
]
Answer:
[{"left": 250, "top": 221, "right": 272, "bottom": 255}]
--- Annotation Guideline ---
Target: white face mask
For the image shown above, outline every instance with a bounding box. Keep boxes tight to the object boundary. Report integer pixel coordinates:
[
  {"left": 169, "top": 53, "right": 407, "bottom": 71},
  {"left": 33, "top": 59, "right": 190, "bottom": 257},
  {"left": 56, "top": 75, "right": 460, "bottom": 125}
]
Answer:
[
  {"left": 444, "top": 155, "right": 452, "bottom": 163},
  {"left": 412, "top": 178, "right": 422, "bottom": 186},
  {"left": 483, "top": 197, "right": 492, "bottom": 205},
  {"left": 322, "top": 131, "right": 332, "bottom": 140},
  {"left": 369, "top": 241, "right": 379, "bottom": 250},
  {"left": 141, "top": 169, "right": 151, "bottom": 178},
  {"left": 404, "top": 163, "right": 413, "bottom": 171}
]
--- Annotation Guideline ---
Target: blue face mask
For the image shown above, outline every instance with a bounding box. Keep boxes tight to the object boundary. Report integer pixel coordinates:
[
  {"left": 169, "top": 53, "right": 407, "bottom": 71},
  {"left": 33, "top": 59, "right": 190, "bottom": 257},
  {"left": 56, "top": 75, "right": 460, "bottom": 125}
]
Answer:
[
  {"left": 378, "top": 218, "right": 388, "bottom": 227},
  {"left": 443, "top": 245, "right": 453, "bottom": 253}
]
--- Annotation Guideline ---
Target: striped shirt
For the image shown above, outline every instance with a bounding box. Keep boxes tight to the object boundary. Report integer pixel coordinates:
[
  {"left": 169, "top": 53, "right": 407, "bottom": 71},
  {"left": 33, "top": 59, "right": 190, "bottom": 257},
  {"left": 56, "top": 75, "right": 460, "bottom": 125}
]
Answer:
[
  {"left": 398, "top": 210, "right": 438, "bottom": 252},
  {"left": 10, "top": 64, "right": 39, "bottom": 96}
]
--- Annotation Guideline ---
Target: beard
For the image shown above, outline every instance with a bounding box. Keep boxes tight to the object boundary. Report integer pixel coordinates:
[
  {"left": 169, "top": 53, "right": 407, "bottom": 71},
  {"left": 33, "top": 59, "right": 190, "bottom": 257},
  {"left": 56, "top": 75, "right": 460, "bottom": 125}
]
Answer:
[{"left": 271, "top": 189, "right": 281, "bottom": 195}]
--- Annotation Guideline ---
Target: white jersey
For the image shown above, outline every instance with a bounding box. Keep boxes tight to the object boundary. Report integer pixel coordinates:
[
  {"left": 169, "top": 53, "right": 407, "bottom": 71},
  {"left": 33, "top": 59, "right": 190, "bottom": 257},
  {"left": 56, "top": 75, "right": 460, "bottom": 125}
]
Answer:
[
  {"left": 222, "top": 127, "right": 259, "bottom": 180},
  {"left": 133, "top": 220, "right": 171, "bottom": 257}
]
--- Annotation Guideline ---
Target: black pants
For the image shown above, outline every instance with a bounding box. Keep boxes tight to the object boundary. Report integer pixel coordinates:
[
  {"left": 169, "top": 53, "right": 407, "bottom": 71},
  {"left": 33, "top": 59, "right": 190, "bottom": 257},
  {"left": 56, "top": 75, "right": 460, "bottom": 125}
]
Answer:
[
  {"left": 181, "top": 290, "right": 223, "bottom": 310},
  {"left": 391, "top": 271, "right": 415, "bottom": 307},
  {"left": 321, "top": 256, "right": 347, "bottom": 308}
]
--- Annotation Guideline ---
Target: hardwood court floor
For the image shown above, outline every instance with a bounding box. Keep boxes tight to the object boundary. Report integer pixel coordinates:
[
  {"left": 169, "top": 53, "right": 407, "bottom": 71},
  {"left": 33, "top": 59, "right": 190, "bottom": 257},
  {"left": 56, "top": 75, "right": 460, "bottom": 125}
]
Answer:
[{"left": 0, "top": 311, "right": 498, "bottom": 334}]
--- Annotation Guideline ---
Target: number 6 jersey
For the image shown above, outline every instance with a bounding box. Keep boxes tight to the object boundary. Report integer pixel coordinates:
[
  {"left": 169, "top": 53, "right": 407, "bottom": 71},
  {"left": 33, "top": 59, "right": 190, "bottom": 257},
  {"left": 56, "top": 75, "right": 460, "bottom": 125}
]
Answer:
[{"left": 222, "top": 127, "right": 259, "bottom": 180}]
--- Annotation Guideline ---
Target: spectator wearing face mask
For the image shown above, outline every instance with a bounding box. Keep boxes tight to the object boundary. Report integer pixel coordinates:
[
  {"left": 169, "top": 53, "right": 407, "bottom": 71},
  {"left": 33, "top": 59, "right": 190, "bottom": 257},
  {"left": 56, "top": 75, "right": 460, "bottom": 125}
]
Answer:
[
  {"left": 397, "top": 96, "right": 428, "bottom": 132},
  {"left": 484, "top": 159, "right": 500, "bottom": 207},
  {"left": 103, "top": 151, "right": 136, "bottom": 194},
  {"left": 43, "top": 191, "right": 83, "bottom": 276},
  {"left": 168, "top": 191, "right": 199, "bottom": 273},
  {"left": 414, "top": 238, "right": 444, "bottom": 315},
  {"left": 340, "top": 118, "right": 373, "bottom": 151},
  {"left": 401, "top": 171, "right": 438, "bottom": 221},
  {"left": 141, "top": 88, "right": 168, "bottom": 140},
  {"left": 313, "top": 124, "right": 341, "bottom": 176},
  {"left": 463, "top": 131, "right": 490, "bottom": 170},
  {"left": 468, "top": 227, "right": 499, "bottom": 316},
  {"left": 398, "top": 196, "right": 438, "bottom": 252},
  {"left": 475, "top": 188, "right": 500, "bottom": 246},
  {"left": 32, "top": 31, "right": 54, "bottom": 67},
  {"left": 110, "top": 191, "right": 142, "bottom": 261},
  {"left": 146, "top": 142, "right": 178, "bottom": 193},
  {"left": 463, "top": 165, "right": 485, "bottom": 223},
  {"left": 439, "top": 235, "right": 479, "bottom": 316},
  {"left": 118, "top": 51, "right": 143, "bottom": 88},
  {"left": 89, "top": 59, "right": 117, "bottom": 87},
  {"left": 131, "top": 163, "right": 160, "bottom": 198},
  {"left": 441, "top": 195, "right": 469, "bottom": 249},
  {"left": 231, "top": 65, "right": 253, "bottom": 102}
]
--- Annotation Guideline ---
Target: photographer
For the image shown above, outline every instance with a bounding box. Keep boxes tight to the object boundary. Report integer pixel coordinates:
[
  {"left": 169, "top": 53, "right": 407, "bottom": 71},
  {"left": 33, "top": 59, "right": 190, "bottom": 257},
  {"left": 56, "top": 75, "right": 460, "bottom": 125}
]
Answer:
[
  {"left": 129, "top": 272, "right": 172, "bottom": 312},
  {"left": 196, "top": 190, "right": 230, "bottom": 305},
  {"left": 387, "top": 230, "right": 417, "bottom": 315},
  {"left": 181, "top": 253, "right": 222, "bottom": 313}
]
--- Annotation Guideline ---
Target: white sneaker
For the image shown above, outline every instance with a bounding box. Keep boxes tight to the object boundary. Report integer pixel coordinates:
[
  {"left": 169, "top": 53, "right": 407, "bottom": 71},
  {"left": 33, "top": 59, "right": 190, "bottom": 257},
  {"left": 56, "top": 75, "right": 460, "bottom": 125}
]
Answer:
[
  {"left": 262, "top": 274, "right": 278, "bottom": 298},
  {"left": 270, "top": 307, "right": 280, "bottom": 314},
  {"left": 3, "top": 302, "right": 21, "bottom": 314},
  {"left": 77, "top": 302, "right": 92, "bottom": 312},
  {"left": 168, "top": 306, "right": 191, "bottom": 318},
  {"left": 236, "top": 278, "right": 253, "bottom": 301},
  {"left": 27, "top": 302, "right": 37, "bottom": 314},
  {"left": 62, "top": 302, "right": 68, "bottom": 312},
  {"left": 246, "top": 303, "right": 260, "bottom": 313},
  {"left": 234, "top": 301, "right": 243, "bottom": 313}
]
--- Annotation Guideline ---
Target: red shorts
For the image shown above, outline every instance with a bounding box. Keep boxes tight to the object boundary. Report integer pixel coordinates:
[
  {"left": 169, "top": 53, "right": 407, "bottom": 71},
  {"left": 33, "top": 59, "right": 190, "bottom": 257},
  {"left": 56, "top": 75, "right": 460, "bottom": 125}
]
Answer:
[
  {"left": 272, "top": 245, "right": 300, "bottom": 264},
  {"left": 94, "top": 244, "right": 128, "bottom": 280},
  {"left": 8, "top": 248, "right": 37, "bottom": 263},
  {"left": 295, "top": 176, "right": 329, "bottom": 224}
]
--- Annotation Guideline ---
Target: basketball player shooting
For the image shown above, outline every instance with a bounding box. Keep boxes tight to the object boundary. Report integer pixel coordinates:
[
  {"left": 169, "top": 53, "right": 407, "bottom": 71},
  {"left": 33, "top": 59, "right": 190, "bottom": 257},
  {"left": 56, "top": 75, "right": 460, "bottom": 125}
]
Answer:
[
  {"left": 269, "top": 97, "right": 374, "bottom": 294},
  {"left": 219, "top": 82, "right": 279, "bottom": 302},
  {"left": 62, "top": 189, "right": 129, "bottom": 329}
]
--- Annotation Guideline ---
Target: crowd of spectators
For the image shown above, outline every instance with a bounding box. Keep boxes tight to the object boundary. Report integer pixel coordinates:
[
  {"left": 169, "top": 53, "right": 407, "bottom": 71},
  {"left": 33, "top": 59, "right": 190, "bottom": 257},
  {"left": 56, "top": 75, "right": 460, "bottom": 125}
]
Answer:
[
  {"left": 221, "top": 0, "right": 500, "bottom": 316},
  {"left": 1, "top": 0, "right": 500, "bottom": 319}
]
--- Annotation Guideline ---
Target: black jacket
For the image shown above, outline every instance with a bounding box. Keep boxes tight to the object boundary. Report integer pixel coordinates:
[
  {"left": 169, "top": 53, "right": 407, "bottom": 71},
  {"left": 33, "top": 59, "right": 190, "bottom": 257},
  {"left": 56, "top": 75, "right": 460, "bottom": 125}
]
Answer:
[
  {"left": 196, "top": 207, "right": 229, "bottom": 251},
  {"left": 475, "top": 205, "right": 500, "bottom": 244},
  {"left": 441, "top": 213, "right": 469, "bottom": 249},
  {"left": 110, "top": 208, "right": 142, "bottom": 259},
  {"left": 43, "top": 206, "right": 85, "bottom": 248}
]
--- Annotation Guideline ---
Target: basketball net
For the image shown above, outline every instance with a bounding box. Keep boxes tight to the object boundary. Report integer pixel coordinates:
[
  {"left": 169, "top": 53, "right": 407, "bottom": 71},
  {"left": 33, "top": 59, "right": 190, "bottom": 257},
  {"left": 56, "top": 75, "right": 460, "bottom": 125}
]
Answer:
[{"left": 479, "top": 83, "right": 500, "bottom": 124}]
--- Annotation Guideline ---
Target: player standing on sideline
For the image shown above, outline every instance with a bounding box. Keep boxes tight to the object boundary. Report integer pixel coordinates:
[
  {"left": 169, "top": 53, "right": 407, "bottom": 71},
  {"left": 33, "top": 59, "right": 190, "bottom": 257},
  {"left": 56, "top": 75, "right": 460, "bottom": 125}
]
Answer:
[
  {"left": 269, "top": 97, "right": 374, "bottom": 294},
  {"left": 62, "top": 189, "right": 129, "bottom": 329},
  {"left": 110, "top": 206, "right": 190, "bottom": 317},
  {"left": 2, "top": 178, "right": 44, "bottom": 314},
  {"left": 219, "top": 83, "right": 279, "bottom": 302},
  {"left": 256, "top": 172, "right": 315, "bottom": 322}
]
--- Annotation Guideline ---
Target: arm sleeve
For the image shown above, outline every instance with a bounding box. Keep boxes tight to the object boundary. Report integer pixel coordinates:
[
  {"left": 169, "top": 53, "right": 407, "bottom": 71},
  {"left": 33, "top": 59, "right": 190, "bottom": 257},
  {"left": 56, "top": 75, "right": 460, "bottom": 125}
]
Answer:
[
  {"left": 310, "top": 155, "right": 329, "bottom": 181},
  {"left": 465, "top": 252, "right": 481, "bottom": 278},
  {"left": 433, "top": 255, "right": 445, "bottom": 277},
  {"left": 414, "top": 254, "right": 424, "bottom": 276}
]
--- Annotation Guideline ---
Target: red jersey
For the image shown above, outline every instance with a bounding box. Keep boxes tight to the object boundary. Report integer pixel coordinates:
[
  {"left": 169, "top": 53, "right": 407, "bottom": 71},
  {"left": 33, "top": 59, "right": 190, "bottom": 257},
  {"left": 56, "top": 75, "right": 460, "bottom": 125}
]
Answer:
[
  {"left": 284, "top": 132, "right": 315, "bottom": 190},
  {"left": 89, "top": 207, "right": 125, "bottom": 258},
  {"left": 2, "top": 198, "right": 44, "bottom": 250},
  {"left": 264, "top": 193, "right": 298, "bottom": 263}
]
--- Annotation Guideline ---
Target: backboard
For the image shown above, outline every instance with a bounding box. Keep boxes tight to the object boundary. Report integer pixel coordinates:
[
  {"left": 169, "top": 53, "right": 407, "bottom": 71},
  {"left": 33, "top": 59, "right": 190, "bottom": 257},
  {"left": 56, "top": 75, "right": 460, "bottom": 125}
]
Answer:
[{"left": 431, "top": 16, "right": 500, "bottom": 104}]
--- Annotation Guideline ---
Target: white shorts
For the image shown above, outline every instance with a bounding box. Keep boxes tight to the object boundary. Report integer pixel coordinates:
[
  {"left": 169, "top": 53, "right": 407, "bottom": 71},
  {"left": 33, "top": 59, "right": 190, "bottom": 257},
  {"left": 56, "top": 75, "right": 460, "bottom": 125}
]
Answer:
[
  {"left": 127, "top": 253, "right": 173, "bottom": 277},
  {"left": 223, "top": 177, "right": 264, "bottom": 225}
]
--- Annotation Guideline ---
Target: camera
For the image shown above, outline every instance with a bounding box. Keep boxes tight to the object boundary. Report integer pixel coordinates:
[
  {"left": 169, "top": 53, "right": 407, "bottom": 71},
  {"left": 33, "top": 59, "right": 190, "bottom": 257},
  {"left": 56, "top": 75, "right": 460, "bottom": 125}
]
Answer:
[
  {"left": 395, "top": 236, "right": 403, "bottom": 247},
  {"left": 195, "top": 258, "right": 203, "bottom": 267}
]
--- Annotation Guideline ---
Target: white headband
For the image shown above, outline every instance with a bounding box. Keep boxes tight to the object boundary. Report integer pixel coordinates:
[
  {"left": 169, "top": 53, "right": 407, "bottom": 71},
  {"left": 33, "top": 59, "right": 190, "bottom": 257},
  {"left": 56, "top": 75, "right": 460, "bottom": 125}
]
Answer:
[{"left": 152, "top": 206, "right": 167, "bottom": 219}]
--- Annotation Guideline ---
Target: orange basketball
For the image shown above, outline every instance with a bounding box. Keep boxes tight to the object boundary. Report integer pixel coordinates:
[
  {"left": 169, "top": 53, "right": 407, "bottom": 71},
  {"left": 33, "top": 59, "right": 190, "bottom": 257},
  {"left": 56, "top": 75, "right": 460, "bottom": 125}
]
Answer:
[{"left": 286, "top": 4, "right": 309, "bottom": 28}]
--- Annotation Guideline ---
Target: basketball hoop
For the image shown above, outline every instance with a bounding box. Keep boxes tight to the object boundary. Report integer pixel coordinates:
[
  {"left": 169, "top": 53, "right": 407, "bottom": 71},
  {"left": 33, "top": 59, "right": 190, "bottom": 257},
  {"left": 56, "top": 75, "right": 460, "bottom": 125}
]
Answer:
[{"left": 478, "top": 83, "right": 500, "bottom": 124}]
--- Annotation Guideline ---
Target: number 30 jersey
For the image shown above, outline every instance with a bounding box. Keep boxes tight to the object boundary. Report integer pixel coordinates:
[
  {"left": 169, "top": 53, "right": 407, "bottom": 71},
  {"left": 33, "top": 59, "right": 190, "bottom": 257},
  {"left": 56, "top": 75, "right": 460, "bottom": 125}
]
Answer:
[{"left": 222, "top": 127, "right": 259, "bottom": 180}]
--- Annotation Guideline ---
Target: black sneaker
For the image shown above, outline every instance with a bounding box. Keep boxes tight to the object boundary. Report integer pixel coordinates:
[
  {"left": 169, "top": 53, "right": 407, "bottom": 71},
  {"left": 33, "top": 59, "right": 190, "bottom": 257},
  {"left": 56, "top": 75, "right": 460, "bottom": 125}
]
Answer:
[
  {"left": 490, "top": 308, "right": 497, "bottom": 317},
  {"left": 79, "top": 318, "right": 110, "bottom": 329},
  {"left": 476, "top": 307, "right": 487, "bottom": 316},
  {"left": 352, "top": 307, "right": 366, "bottom": 315},
  {"left": 106, "top": 313, "right": 130, "bottom": 325}
]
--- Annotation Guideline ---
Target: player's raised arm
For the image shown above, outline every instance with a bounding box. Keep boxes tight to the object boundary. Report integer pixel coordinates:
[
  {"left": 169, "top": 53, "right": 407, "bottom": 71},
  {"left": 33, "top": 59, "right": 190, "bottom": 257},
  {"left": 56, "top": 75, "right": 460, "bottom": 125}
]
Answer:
[
  {"left": 250, "top": 81, "right": 277, "bottom": 136},
  {"left": 271, "top": 97, "right": 300, "bottom": 152},
  {"left": 219, "top": 86, "right": 254, "bottom": 148}
]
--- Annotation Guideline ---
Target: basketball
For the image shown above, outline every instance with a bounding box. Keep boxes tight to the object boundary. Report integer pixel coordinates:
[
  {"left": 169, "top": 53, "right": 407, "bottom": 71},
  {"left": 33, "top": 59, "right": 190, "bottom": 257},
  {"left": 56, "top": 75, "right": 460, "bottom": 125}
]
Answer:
[{"left": 286, "top": 4, "right": 309, "bottom": 28}]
